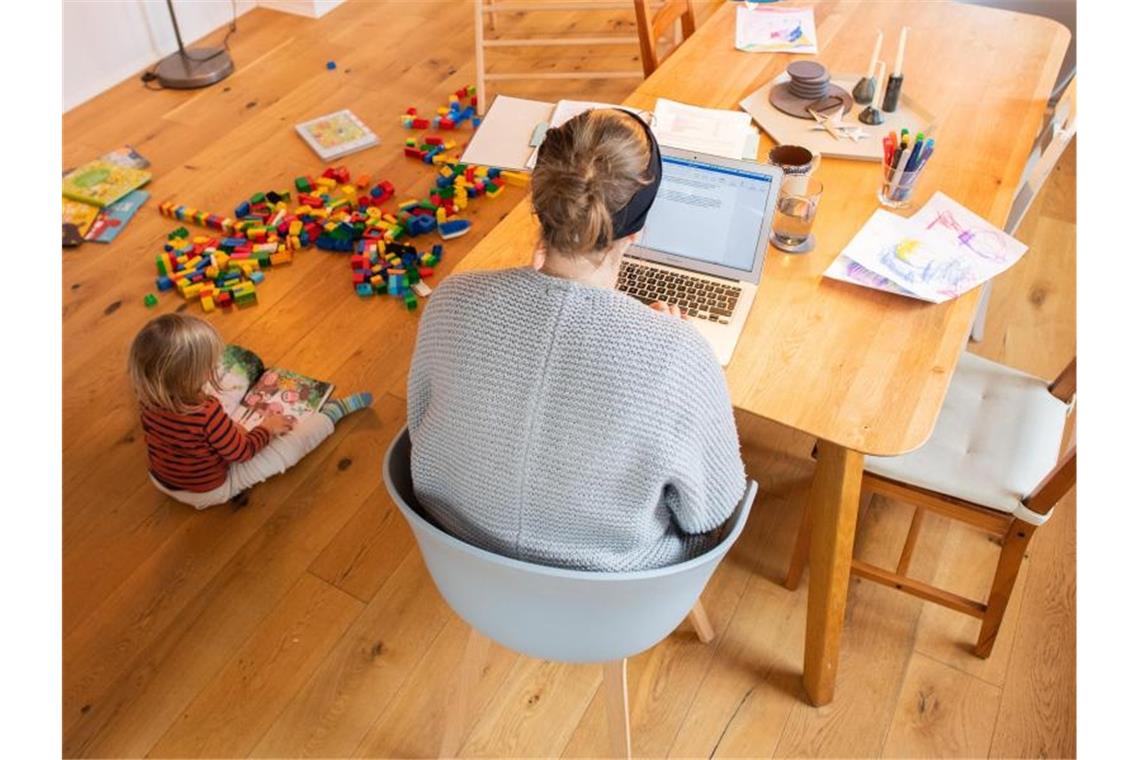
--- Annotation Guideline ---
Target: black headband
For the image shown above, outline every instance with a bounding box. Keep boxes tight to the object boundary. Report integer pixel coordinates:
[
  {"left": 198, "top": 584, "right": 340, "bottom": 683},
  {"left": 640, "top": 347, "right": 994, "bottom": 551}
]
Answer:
[{"left": 608, "top": 109, "right": 663, "bottom": 240}]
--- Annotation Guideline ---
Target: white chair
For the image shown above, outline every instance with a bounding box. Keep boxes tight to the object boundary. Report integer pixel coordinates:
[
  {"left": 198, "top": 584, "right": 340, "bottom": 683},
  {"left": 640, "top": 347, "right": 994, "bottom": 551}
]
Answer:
[
  {"left": 971, "top": 75, "right": 1076, "bottom": 342},
  {"left": 383, "top": 427, "right": 758, "bottom": 758},
  {"left": 785, "top": 352, "right": 1075, "bottom": 657}
]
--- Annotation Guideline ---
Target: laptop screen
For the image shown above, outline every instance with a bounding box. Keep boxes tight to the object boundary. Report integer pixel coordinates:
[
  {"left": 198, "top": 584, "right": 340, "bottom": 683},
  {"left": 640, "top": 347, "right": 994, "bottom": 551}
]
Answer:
[{"left": 639, "top": 156, "right": 776, "bottom": 274}]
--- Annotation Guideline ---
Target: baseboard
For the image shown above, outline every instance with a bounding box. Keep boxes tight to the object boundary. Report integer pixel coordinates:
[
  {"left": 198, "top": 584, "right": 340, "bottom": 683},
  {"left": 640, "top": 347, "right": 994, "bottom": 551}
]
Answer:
[{"left": 257, "top": 0, "right": 346, "bottom": 19}]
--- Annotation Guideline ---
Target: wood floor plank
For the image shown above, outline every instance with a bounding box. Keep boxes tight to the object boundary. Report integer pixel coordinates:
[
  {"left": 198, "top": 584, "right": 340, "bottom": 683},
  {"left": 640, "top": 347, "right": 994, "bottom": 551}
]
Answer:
[
  {"left": 881, "top": 652, "right": 1003, "bottom": 758},
  {"left": 351, "top": 616, "right": 522, "bottom": 758},
  {"left": 63, "top": 398, "right": 400, "bottom": 757},
  {"left": 307, "top": 486, "right": 417, "bottom": 603},
  {"left": 147, "top": 573, "right": 363, "bottom": 758},
  {"left": 248, "top": 550, "right": 450, "bottom": 758},
  {"left": 987, "top": 490, "right": 1076, "bottom": 759}
]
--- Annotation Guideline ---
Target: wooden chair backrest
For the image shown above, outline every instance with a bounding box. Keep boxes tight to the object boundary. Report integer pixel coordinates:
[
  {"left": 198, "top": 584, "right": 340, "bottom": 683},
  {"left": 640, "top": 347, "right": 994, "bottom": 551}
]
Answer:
[
  {"left": 633, "top": 0, "right": 696, "bottom": 76},
  {"left": 1022, "top": 357, "right": 1078, "bottom": 515}
]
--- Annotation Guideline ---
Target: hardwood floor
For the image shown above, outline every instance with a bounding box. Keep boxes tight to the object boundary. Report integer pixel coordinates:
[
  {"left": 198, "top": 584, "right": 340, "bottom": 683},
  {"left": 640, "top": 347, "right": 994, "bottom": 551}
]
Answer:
[{"left": 62, "top": 1, "right": 1075, "bottom": 756}]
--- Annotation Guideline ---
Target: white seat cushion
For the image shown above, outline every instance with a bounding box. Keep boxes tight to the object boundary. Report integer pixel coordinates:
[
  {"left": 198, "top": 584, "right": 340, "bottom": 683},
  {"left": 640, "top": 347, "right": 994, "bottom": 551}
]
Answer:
[{"left": 865, "top": 352, "right": 1069, "bottom": 515}]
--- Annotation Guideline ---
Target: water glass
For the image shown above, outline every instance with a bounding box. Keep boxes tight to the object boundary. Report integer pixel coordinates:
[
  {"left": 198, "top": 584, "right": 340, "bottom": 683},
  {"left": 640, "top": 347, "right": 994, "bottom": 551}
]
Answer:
[{"left": 771, "top": 178, "right": 823, "bottom": 253}]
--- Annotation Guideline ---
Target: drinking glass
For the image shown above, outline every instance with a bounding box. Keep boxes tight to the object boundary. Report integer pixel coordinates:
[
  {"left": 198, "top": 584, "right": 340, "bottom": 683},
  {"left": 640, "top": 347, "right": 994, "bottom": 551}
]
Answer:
[{"left": 771, "top": 178, "right": 823, "bottom": 253}]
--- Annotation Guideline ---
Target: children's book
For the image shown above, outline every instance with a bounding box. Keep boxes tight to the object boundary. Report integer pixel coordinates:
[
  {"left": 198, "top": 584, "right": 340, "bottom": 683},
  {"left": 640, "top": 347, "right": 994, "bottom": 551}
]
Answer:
[
  {"left": 86, "top": 189, "right": 149, "bottom": 243},
  {"left": 221, "top": 345, "right": 335, "bottom": 431},
  {"left": 62, "top": 159, "right": 151, "bottom": 207},
  {"left": 735, "top": 5, "right": 818, "bottom": 54},
  {"left": 62, "top": 197, "right": 100, "bottom": 237},
  {"left": 101, "top": 145, "right": 151, "bottom": 170},
  {"left": 294, "top": 109, "right": 380, "bottom": 162}
]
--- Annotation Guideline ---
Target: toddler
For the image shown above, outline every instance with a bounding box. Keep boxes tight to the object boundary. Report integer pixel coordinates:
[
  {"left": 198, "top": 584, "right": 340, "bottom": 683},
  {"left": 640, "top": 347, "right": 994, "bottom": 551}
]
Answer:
[{"left": 129, "top": 313, "right": 371, "bottom": 509}]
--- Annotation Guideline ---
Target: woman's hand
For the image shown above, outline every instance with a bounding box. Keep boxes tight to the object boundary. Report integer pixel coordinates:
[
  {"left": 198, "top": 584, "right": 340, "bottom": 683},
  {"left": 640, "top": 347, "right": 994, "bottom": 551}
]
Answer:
[
  {"left": 649, "top": 301, "right": 686, "bottom": 320},
  {"left": 260, "top": 413, "right": 296, "bottom": 436}
]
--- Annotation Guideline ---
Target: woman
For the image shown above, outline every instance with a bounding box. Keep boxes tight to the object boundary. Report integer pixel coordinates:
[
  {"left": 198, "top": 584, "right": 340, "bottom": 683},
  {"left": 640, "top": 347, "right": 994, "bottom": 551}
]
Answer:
[{"left": 407, "top": 108, "right": 746, "bottom": 571}]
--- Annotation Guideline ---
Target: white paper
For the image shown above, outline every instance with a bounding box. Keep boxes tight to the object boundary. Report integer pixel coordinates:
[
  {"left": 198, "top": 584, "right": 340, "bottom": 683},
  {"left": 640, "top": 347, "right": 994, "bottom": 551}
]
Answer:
[
  {"left": 735, "top": 5, "right": 818, "bottom": 54},
  {"left": 652, "top": 98, "right": 755, "bottom": 160},
  {"left": 460, "top": 95, "right": 555, "bottom": 171},
  {"left": 525, "top": 99, "right": 634, "bottom": 169},
  {"left": 825, "top": 195, "right": 1029, "bottom": 302}
]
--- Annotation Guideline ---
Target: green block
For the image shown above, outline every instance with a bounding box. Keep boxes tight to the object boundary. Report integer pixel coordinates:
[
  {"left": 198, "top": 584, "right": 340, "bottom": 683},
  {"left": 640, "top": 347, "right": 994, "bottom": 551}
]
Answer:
[
  {"left": 295, "top": 176, "right": 311, "bottom": 193},
  {"left": 143, "top": 293, "right": 158, "bottom": 308},
  {"left": 250, "top": 192, "right": 266, "bottom": 204}
]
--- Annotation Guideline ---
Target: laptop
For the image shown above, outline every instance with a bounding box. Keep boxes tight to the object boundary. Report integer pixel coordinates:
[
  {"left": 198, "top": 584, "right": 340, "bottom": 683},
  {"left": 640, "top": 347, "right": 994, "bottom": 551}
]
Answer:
[{"left": 617, "top": 147, "right": 783, "bottom": 366}]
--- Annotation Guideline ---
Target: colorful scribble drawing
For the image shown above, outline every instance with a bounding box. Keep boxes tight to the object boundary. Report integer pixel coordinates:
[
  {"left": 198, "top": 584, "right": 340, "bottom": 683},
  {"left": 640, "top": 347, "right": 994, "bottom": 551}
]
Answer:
[
  {"left": 735, "top": 6, "right": 817, "bottom": 53},
  {"left": 874, "top": 235, "right": 981, "bottom": 299},
  {"left": 923, "top": 209, "right": 1015, "bottom": 262}
]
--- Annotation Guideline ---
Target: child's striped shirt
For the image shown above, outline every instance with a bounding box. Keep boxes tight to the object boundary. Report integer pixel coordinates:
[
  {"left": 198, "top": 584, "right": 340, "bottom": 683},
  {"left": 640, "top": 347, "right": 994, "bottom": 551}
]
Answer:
[{"left": 141, "top": 398, "right": 271, "bottom": 492}]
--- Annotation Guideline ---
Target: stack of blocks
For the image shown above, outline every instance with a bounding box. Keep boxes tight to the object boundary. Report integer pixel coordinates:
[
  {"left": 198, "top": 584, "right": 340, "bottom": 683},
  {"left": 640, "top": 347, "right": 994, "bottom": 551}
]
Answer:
[
  {"left": 350, "top": 241, "right": 443, "bottom": 310},
  {"left": 400, "top": 85, "right": 481, "bottom": 132}
]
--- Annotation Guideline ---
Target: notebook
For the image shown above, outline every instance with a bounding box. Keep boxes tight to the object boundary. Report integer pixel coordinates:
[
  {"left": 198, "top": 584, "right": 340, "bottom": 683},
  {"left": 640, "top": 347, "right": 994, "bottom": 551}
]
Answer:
[{"left": 294, "top": 109, "right": 380, "bottom": 162}]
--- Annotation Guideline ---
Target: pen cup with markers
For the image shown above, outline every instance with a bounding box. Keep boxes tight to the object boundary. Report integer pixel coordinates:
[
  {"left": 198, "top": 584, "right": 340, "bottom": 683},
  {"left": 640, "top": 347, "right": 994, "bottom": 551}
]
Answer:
[{"left": 878, "top": 140, "right": 934, "bottom": 209}]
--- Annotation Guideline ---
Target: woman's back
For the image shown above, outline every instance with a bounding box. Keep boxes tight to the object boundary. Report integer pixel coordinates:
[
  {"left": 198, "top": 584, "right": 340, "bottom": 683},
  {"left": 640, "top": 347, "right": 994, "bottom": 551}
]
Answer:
[{"left": 407, "top": 266, "right": 745, "bottom": 571}]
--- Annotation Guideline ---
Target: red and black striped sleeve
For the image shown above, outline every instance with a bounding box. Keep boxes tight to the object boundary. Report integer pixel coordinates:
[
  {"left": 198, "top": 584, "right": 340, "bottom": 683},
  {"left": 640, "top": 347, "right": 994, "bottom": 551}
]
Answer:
[{"left": 202, "top": 400, "right": 272, "bottom": 463}]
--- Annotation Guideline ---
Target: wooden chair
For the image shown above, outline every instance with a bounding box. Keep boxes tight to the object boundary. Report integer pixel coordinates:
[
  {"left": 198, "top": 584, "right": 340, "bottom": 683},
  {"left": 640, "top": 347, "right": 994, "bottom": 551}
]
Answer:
[
  {"left": 474, "top": 1, "right": 649, "bottom": 116},
  {"left": 384, "top": 428, "right": 759, "bottom": 758},
  {"left": 785, "top": 352, "right": 1076, "bottom": 657},
  {"left": 971, "top": 76, "right": 1076, "bottom": 342},
  {"left": 633, "top": 0, "right": 696, "bottom": 76}
]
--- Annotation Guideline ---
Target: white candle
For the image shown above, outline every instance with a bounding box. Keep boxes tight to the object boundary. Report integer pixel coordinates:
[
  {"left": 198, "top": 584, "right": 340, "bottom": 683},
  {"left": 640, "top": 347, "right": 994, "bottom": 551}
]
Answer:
[
  {"left": 893, "top": 27, "right": 908, "bottom": 76},
  {"left": 866, "top": 29, "right": 883, "bottom": 79},
  {"left": 873, "top": 61, "right": 888, "bottom": 108}
]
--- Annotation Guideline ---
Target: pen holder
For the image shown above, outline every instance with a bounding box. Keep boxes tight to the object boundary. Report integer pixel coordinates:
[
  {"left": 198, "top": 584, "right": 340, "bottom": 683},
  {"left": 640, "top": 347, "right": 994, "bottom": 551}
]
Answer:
[{"left": 878, "top": 160, "right": 925, "bottom": 209}]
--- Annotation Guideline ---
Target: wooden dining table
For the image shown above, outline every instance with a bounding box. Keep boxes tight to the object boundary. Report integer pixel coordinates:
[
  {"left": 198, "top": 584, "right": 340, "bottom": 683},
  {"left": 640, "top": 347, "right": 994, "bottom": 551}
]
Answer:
[{"left": 452, "top": 0, "right": 1069, "bottom": 706}]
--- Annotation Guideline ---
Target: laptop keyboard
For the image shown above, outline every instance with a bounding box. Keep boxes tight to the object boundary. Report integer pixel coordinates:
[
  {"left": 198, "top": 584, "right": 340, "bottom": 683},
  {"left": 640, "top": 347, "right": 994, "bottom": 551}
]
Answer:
[{"left": 617, "top": 260, "right": 741, "bottom": 323}]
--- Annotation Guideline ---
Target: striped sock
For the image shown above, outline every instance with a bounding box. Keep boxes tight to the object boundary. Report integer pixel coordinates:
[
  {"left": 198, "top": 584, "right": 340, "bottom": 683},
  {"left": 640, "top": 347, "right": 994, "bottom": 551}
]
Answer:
[{"left": 320, "top": 392, "right": 373, "bottom": 424}]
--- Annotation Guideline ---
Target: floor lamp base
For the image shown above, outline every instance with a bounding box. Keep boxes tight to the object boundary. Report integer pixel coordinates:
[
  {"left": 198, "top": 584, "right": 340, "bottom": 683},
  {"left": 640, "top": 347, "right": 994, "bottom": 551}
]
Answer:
[{"left": 155, "top": 47, "right": 234, "bottom": 89}]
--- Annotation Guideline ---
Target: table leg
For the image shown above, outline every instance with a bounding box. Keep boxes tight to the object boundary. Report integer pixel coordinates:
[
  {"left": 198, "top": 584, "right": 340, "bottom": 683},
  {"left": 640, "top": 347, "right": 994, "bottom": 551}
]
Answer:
[{"left": 802, "top": 440, "right": 864, "bottom": 706}]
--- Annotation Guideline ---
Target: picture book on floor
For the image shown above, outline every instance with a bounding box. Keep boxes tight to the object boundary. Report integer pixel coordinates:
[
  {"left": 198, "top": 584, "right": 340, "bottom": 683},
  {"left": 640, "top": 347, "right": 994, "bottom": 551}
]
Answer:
[
  {"left": 85, "top": 190, "right": 149, "bottom": 243},
  {"left": 62, "top": 159, "right": 152, "bottom": 207},
  {"left": 62, "top": 197, "right": 100, "bottom": 237},
  {"left": 294, "top": 109, "right": 380, "bottom": 161},
  {"left": 221, "top": 346, "right": 334, "bottom": 430}
]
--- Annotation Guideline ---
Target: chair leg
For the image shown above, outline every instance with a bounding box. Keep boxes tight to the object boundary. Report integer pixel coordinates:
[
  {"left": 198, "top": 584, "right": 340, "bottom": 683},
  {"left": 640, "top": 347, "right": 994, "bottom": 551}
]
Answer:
[
  {"left": 784, "top": 499, "right": 812, "bottom": 590},
  {"left": 688, "top": 599, "right": 715, "bottom": 643},
  {"left": 602, "top": 659, "right": 632, "bottom": 759},
  {"left": 786, "top": 484, "right": 872, "bottom": 590},
  {"left": 970, "top": 280, "right": 993, "bottom": 342},
  {"left": 895, "top": 507, "right": 926, "bottom": 575},
  {"left": 441, "top": 627, "right": 492, "bottom": 758},
  {"left": 975, "top": 518, "right": 1036, "bottom": 658}
]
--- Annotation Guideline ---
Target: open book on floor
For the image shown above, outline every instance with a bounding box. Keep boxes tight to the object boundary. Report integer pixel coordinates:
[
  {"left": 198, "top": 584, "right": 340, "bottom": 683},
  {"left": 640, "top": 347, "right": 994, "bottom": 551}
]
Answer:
[{"left": 221, "top": 345, "right": 335, "bottom": 431}]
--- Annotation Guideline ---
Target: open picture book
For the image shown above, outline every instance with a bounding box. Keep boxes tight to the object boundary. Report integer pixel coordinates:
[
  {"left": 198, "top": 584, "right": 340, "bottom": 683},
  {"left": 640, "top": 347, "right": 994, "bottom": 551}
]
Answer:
[{"left": 220, "top": 346, "right": 334, "bottom": 431}]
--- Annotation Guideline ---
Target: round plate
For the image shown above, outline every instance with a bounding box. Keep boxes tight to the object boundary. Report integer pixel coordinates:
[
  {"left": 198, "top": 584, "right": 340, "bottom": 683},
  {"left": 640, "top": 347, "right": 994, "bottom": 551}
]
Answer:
[{"left": 769, "top": 82, "right": 854, "bottom": 120}]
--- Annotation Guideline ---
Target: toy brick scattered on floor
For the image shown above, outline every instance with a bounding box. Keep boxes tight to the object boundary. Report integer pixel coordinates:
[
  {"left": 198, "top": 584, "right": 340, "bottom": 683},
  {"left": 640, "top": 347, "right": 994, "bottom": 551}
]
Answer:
[{"left": 151, "top": 85, "right": 521, "bottom": 312}]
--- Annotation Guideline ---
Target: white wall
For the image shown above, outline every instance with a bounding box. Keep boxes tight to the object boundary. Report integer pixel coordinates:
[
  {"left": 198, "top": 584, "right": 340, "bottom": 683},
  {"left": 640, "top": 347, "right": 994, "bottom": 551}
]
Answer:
[{"left": 62, "top": 0, "right": 346, "bottom": 112}]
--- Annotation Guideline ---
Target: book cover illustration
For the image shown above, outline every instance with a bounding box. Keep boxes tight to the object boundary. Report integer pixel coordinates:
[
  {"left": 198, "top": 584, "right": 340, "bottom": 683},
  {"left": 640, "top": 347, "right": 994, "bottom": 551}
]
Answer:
[
  {"left": 86, "top": 190, "right": 150, "bottom": 243},
  {"left": 238, "top": 369, "right": 334, "bottom": 430},
  {"left": 62, "top": 197, "right": 100, "bottom": 237},
  {"left": 102, "top": 145, "right": 151, "bottom": 170},
  {"left": 294, "top": 109, "right": 380, "bottom": 161},
  {"left": 62, "top": 159, "right": 152, "bottom": 207}
]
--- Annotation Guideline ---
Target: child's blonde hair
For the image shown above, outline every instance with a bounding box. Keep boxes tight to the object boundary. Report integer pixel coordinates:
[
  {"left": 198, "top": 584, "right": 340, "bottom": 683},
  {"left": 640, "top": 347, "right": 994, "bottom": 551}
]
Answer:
[
  {"left": 531, "top": 109, "right": 652, "bottom": 256},
  {"left": 128, "top": 313, "right": 225, "bottom": 412}
]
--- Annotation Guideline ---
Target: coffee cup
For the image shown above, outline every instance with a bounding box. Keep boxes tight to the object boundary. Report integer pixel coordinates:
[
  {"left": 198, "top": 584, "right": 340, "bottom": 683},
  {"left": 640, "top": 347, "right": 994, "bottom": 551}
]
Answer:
[{"left": 767, "top": 144, "right": 820, "bottom": 195}]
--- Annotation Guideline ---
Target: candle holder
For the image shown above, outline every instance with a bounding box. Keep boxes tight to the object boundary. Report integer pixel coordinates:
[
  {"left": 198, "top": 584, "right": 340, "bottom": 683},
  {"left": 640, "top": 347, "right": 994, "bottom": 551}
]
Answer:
[
  {"left": 852, "top": 76, "right": 876, "bottom": 105},
  {"left": 883, "top": 75, "right": 904, "bottom": 112}
]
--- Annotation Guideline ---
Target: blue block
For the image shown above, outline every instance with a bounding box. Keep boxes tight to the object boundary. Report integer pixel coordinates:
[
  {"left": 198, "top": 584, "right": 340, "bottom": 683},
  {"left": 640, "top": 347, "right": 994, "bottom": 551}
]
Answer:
[
  {"left": 439, "top": 219, "right": 471, "bottom": 240},
  {"left": 356, "top": 283, "right": 374, "bottom": 297},
  {"left": 326, "top": 60, "right": 337, "bottom": 70},
  {"left": 234, "top": 201, "right": 251, "bottom": 218},
  {"left": 156, "top": 276, "right": 174, "bottom": 291},
  {"left": 473, "top": 117, "right": 482, "bottom": 128},
  {"left": 487, "top": 167, "right": 501, "bottom": 179},
  {"left": 431, "top": 244, "right": 443, "bottom": 259},
  {"left": 250, "top": 271, "right": 265, "bottom": 284}
]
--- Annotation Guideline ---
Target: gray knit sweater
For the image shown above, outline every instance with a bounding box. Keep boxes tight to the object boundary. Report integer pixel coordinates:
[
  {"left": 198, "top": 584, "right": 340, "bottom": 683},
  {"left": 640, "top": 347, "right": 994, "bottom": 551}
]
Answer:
[{"left": 406, "top": 266, "right": 746, "bottom": 571}]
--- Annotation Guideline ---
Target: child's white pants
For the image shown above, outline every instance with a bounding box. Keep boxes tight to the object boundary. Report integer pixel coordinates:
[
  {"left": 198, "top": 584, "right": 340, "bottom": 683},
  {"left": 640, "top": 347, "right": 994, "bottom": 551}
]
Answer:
[{"left": 149, "top": 364, "right": 336, "bottom": 509}]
